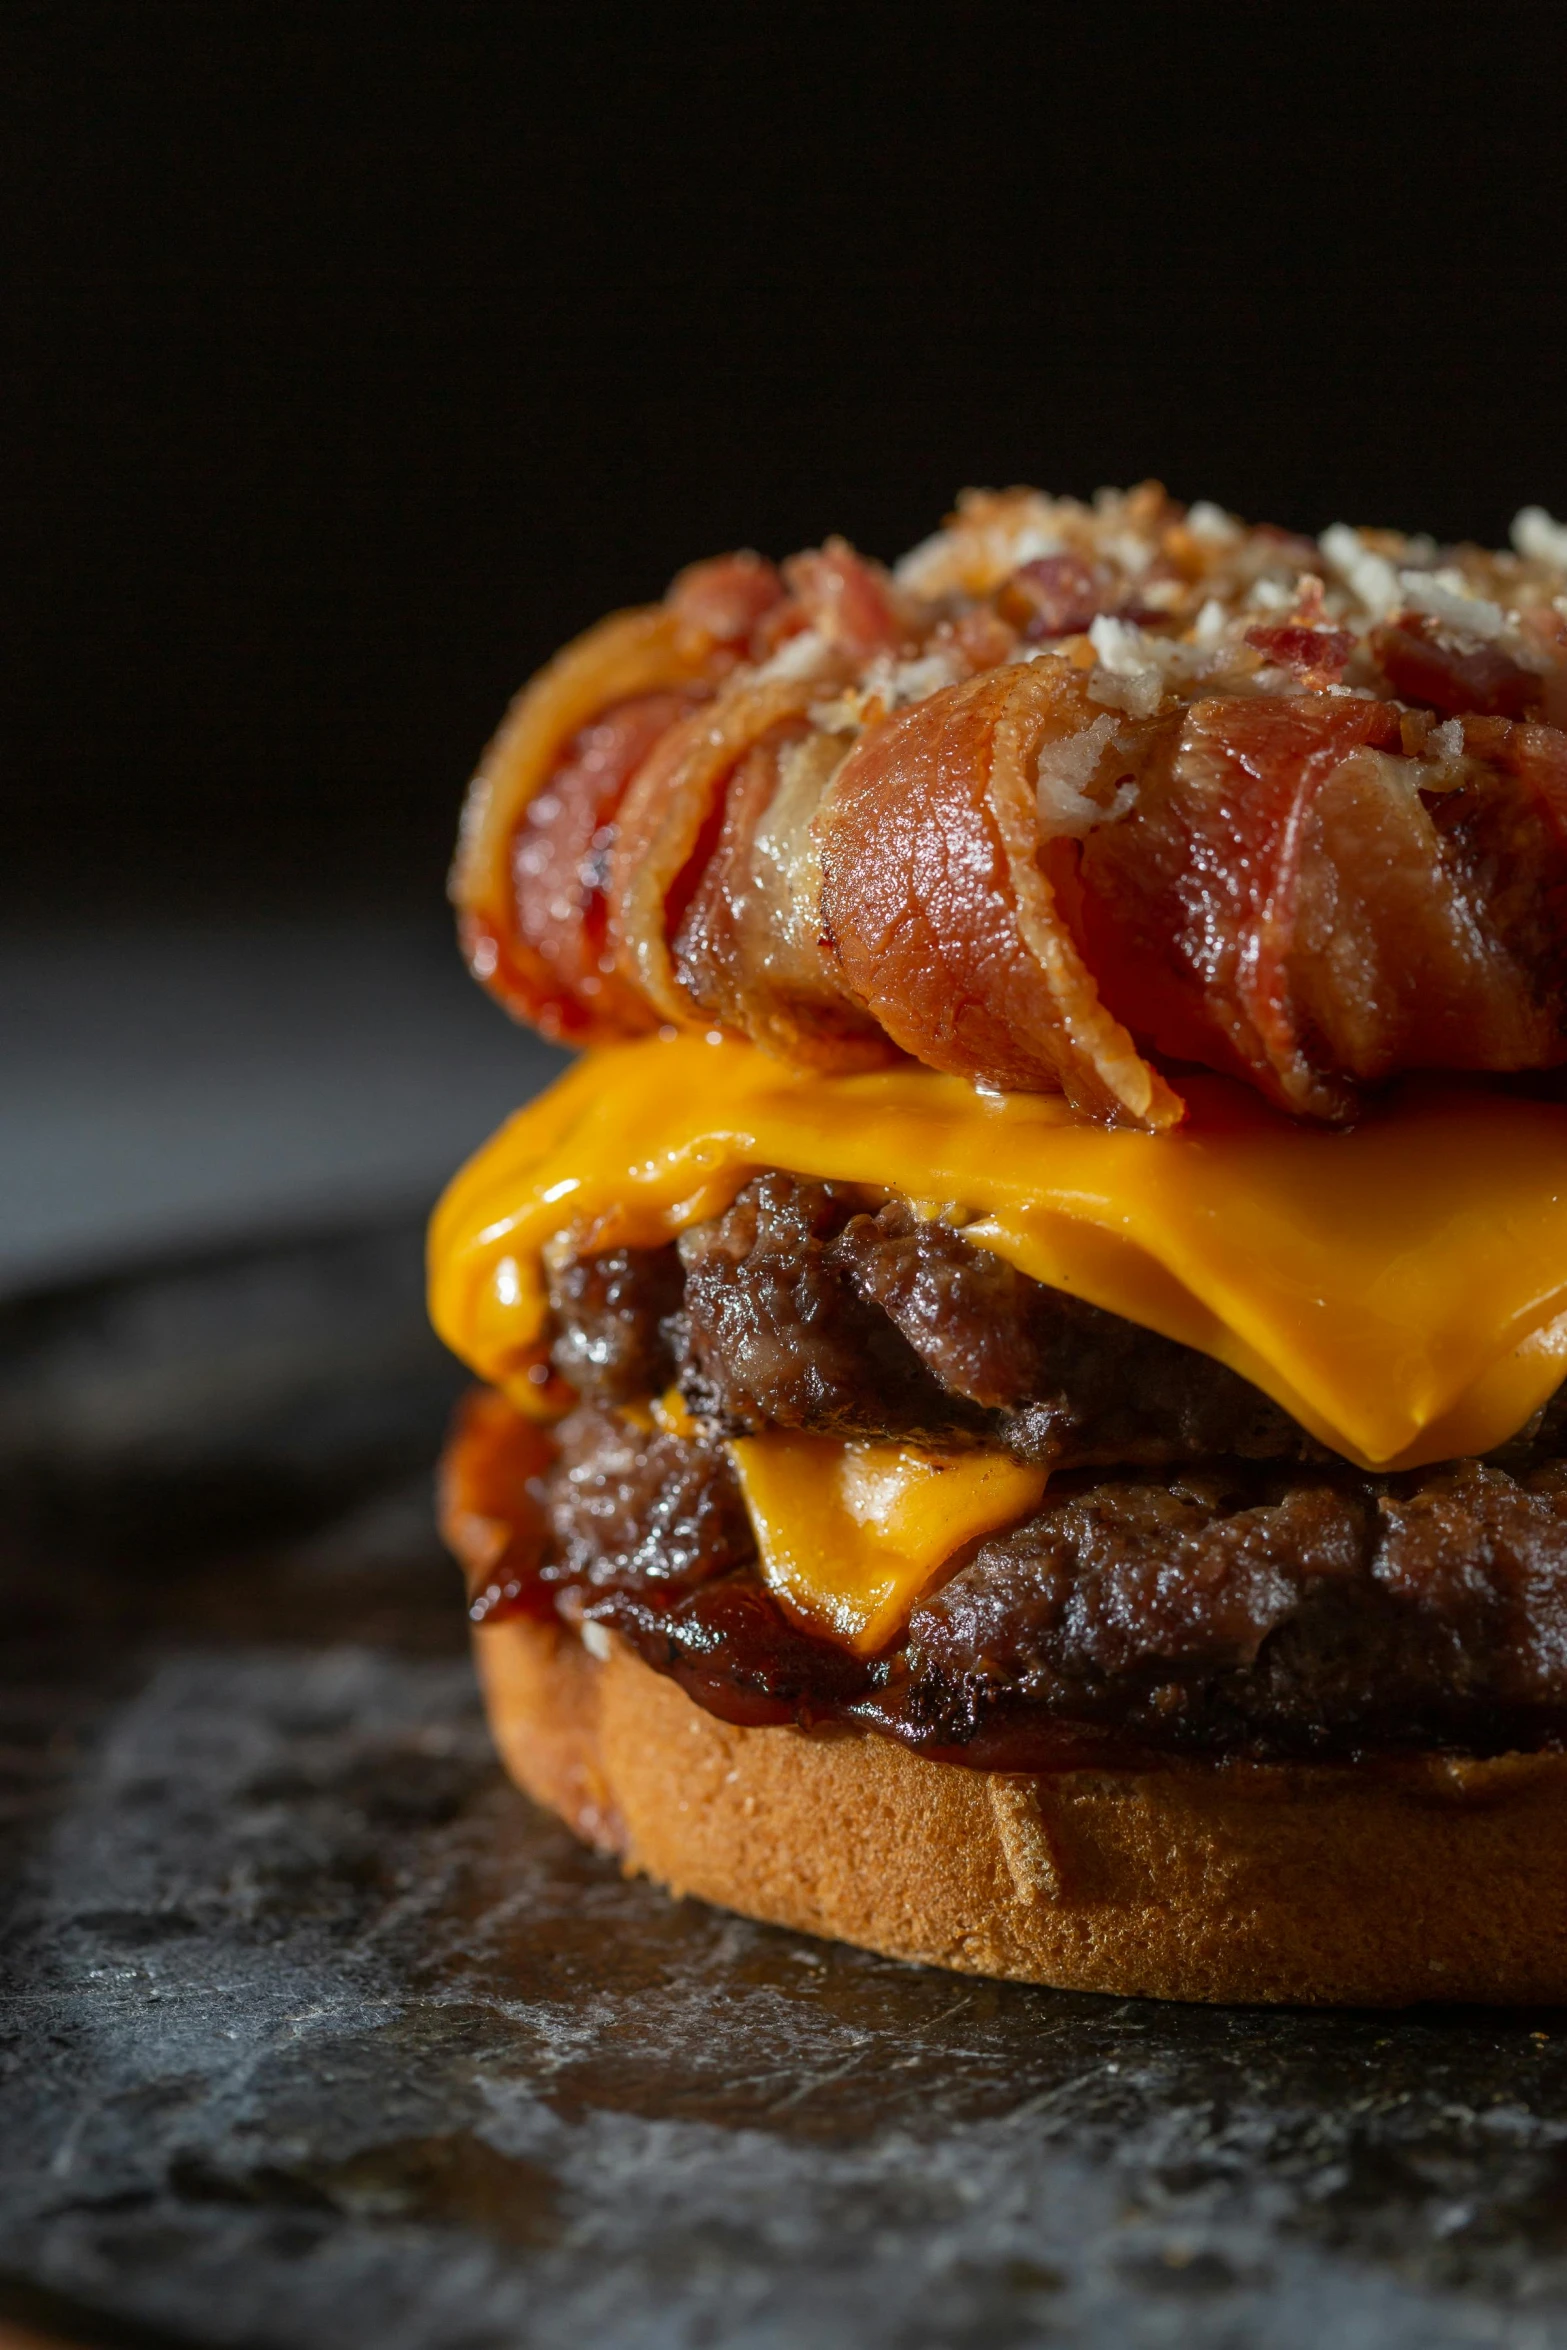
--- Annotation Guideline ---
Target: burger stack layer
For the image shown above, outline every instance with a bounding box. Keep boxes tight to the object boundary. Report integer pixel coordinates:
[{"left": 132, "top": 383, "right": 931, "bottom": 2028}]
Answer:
[{"left": 432, "top": 485, "right": 1567, "bottom": 1777}]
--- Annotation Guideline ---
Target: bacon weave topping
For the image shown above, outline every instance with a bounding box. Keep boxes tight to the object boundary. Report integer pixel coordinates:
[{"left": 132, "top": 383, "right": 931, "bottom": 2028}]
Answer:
[{"left": 452, "top": 488, "right": 1567, "bottom": 1122}]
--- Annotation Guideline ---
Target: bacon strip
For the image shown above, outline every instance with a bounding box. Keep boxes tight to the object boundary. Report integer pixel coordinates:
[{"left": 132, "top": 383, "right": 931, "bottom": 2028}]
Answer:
[
  {"left": 1440, "top": 718, "right": 1567, "bottom": 1007},
  {"left": 782, "top": 538, "right": 911, "bottom": 660},
  {"left": 453, "top": 498, "right": 1567, "bottom": 1126},
  {"left": 1371, "top": 615, "right": 1545, "bottom": 721},
  {"left": 670, "top": 727, "right": 894, "bottom": 1068},
  {"left": 603, "top": 673, "right": 842, "bottom": 1026},
  {"left": 814, "top": 663, "right": 1184, "bottom": 1125},
  {"left": 508, "top": 691, "right": 694, "bottom": 1039},
  {"left": 1076, "top": 699, "right": 1567, "bottom": 1117},
  {"left": 452, "top": 605, "right": 719, "bottom": 1039}
]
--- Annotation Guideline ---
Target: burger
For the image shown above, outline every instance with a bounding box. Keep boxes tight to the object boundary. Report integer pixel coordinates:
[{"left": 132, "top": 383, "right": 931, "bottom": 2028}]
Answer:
[{"left": 429, "top": 484, "right": 1567, "bottom": 2004}]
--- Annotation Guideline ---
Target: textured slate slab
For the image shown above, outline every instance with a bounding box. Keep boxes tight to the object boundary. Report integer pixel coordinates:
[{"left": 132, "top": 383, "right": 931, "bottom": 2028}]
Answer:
[{"left": 4, "top": 1226, "right": 1567, "bottom": 2349}]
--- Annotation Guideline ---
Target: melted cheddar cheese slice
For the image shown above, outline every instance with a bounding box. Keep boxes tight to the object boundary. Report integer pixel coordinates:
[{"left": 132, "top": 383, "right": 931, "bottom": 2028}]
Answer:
[
  {"left": 428, "top": 1032, "right": 1567, "bottom": 1473},
  {"left": 729, "top": 1433, "right": 1049, "bottom": 1652}
]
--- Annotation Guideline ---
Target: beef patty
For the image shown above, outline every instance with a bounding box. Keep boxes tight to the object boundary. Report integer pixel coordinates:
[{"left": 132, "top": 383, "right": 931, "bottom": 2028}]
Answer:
[
  {"left": 462, "top": 1393, "right": 1567, "bottom": 1767},
  {"left": 547, "top": 1169, "right": 1326, "bottom": 1469},
  {"left": 497, "top": 1169, "right": 1567, "bottom": 1766}
]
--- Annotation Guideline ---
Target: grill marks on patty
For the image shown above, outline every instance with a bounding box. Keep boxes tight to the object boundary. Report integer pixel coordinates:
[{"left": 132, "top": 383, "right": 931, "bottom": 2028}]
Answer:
[{"left": 549, "top": 1168, "right": 1319, "bottom": 1471}]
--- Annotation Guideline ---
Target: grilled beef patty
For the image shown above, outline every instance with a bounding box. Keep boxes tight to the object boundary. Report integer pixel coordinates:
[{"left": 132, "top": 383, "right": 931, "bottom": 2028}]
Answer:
[
  {"left": 518, "top": 1169, "right": 1567, "bottom": 1765},
  {"left": 547, "top": 1170, "right": 1323, "bottom": 1470},
  {"left": 490, "top": 1396, "right": 1567, "bottom": 1766}
]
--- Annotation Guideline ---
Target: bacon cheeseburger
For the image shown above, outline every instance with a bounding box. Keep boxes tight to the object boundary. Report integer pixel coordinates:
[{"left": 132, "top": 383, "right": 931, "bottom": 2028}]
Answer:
[{"left": 431, "top": 486, "right": 1567, "bottom": 2003}]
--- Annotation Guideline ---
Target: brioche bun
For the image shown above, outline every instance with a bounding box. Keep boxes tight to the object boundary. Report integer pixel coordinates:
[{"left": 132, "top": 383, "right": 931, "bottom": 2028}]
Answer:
[{"left": 474, "top": 1614, "right": 1567, "bottom": 2005}]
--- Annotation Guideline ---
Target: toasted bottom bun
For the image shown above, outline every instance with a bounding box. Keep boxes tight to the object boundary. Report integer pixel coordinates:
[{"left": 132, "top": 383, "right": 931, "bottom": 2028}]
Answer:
[{"left": 474, "top": 1614, "right": 1567, "bottom": 2005}]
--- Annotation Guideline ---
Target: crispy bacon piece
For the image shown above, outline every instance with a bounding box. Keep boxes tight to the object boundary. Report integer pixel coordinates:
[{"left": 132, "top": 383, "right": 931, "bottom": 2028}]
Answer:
[
  {"left": 936, "top": 606, "right": 1020, "bottom": 672},
  {"left": 1436, "top": 718, "right": 1567, "bottom": 1004},
  {"left": 782, "top": 538, "right": 911, "bottom": 660},
  {"left": 1000, "top": 553, "right": 1109, "bottom": 640},
  {"left": 454, "top": 501, "right": 1567, "bottom": 1126},
  {"left": 1371, "top": 615, "right": 1545, "bottom": 720},
  {"left": 450, "top": 543, "right": 901, "bottom": 1060},
  {"left": 1244, "top": 623, "right": 1356, "bottom": 680},
  {"left": 814, "top": 663, "right": 1183, "bottom": 1125},
  {"left": 453, "top": 603, "right": 724, "bottom": 1038},
  {"left": 510, "top": 692, "right": 693, "bottom": 1038},
  {"left": 607, "top": 672, "right": 861, "bottom": 1032},
  {"left": 1075, "top": 697, "right": 1567, "bottom": 1117},
  {"left": 670, "top": 726, "right": 894, "bottom": 1068},
  {"left": 668, "top": 551, "right": 785, "bottom": 648}
]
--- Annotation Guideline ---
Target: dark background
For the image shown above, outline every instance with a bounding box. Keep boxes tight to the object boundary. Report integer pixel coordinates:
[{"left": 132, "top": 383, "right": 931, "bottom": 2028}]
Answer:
[{"left": 7, "top": 0, "right": 1567, "bottom": 920}]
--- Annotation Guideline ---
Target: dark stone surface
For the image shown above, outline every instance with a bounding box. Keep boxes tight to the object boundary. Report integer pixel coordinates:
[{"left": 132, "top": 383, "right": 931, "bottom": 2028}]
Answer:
[{"left": 5, "top": 1226, "right": 1567, "bottom": 2347}]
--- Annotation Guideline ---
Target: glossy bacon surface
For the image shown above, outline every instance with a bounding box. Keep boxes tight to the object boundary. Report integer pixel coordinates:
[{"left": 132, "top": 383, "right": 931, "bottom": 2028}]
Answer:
[
  {"left": 508, "top": 691, "right": 691, "bottom": 1039},
  {"left": 454, "top": 488, "right": 1567, "bottom": 1121},
  {"left": 816, "top": 662, "right": 1182, "bottom": 1124},
  {"left": 669, "top": 725, "right": 893, "bottom": 1069},
  {"left": 453, "top": 606, "right": 716, "bottom": 1041}
]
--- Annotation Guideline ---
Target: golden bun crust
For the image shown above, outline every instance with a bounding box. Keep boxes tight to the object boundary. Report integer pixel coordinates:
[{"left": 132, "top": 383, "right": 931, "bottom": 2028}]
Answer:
[{"left": 475, "top": 1614, "right": 1567, "bottom": 2005}]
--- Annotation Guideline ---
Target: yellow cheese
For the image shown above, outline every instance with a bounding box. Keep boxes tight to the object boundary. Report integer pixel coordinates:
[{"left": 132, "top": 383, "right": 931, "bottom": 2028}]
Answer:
[
  {"left": 728, "top": 1433, "right": 1049, "bottom": 1652},
  {"left": 428, "top": 1031, "right": 1567, "bottom": 1472},
  {"left": 651, "top": 1385, "right": 698, "bottom": 1439}
]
